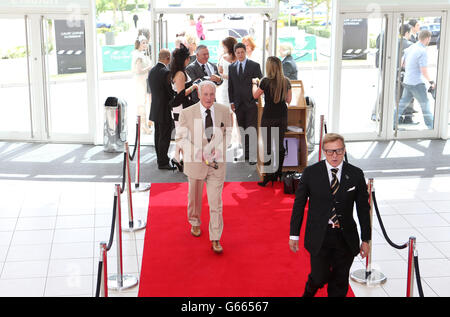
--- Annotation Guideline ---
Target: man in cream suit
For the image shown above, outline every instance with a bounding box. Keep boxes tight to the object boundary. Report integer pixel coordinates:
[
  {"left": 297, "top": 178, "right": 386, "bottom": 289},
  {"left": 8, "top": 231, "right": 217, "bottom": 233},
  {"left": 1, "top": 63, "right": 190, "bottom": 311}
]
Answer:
[{"left": 176, "top": 81, "right": 232, "bottom": 253}]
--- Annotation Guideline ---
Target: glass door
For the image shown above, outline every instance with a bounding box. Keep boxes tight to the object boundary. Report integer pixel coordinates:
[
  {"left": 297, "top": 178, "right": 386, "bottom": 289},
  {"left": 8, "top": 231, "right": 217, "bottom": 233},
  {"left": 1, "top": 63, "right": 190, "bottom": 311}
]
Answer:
[
  {"left": 333, "top": 10, "right": 446, "bottom": 141},
  {"left": 0, "top": 15, "right": 33, "bottom": 140},
  {"left": 389, "top": 11, "right": 445, "bottom": 139},
  {"left": 39, "top": 15, "right": 91, "bottom": 142},
  {"left": 0, "top": 14, "right": 92, "bottom": 143},
  {"left": 336, "top": 12, "right": 389, "bottom": 139}
]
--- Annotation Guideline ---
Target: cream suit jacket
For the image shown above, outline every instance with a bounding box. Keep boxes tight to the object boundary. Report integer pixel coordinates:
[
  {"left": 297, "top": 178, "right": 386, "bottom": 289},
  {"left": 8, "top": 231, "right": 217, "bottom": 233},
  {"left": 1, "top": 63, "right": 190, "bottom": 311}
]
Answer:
[{"left": 176, "top": 102, "right": 232, "bottom": 180}]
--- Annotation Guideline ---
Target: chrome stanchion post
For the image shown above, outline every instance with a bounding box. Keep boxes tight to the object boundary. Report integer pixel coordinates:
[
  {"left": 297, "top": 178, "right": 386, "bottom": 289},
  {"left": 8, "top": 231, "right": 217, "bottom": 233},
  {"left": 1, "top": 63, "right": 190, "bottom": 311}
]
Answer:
[
  {"left": 406, "top": 236, "right": 416, "bottom": 297},
  {"left": 99, "top": 242, "right": 108, "bottom": 297},
  {"left": 123, "top": 142, "right": 146, "bottom": 232},
  {"left": 108, "top": 184, "right": 139, "bottom": 291},
  {"left": 350, "top": 178, "right": 387, "bottom": 286},
  {"left": 133, "top": 115, "right": 151, "bottom": 193},
  {"left": 318, "top": 115, "right": 324, "bottom": 162}
]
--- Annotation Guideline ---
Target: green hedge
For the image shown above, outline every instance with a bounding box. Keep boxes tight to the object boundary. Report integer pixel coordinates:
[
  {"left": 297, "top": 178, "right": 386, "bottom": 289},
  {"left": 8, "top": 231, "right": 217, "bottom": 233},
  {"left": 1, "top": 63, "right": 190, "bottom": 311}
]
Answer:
[
  {"left": 304, "top": 25, "right": 330, "bottom": 38},
  {"left": 1, "top": 46, "right": 27, "bottom": 59}
]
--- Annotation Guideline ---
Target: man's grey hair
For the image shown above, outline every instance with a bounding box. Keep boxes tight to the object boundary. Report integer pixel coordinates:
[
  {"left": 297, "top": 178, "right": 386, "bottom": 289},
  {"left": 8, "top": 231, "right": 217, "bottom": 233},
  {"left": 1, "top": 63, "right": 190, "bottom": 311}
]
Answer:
[
  {"left": 198, "top": 80, "right": 216, "bottom": 95},
  {"left": 196, "top": 44, "right": 208, "bottom": 54}
]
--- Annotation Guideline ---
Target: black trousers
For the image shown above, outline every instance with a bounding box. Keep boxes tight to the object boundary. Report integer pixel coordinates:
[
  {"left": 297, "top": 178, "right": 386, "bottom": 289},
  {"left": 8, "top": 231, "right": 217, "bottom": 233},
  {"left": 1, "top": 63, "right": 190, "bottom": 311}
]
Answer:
[
  {"left": 235, "top": 102, "right": 258, "bottom": 161},
  {"left": 260, "top": 117, "right": 287, "bottom": 175},
  {"left": 154, "top": 120, "right": 173, "bottom": 167},
  {"left": 304, "top": 228, "right": 355, "bottom": 297}
]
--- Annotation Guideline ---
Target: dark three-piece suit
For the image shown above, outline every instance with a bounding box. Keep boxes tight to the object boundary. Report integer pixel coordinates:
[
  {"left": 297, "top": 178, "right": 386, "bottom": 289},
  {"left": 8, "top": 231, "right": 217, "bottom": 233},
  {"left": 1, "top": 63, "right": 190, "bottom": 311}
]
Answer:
[{"left": 290, "top": 160, "right": 371, "bottom": 297}]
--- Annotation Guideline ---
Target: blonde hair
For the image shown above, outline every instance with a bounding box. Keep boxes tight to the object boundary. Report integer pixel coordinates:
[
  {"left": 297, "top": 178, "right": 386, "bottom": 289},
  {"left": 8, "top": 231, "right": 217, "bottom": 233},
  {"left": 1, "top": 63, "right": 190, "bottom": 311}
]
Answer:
[
  {"left": 242, "top": 36, "right": 256, "bottom": 51},
  {"left": 265, "top": 56, "right": 288, "bottom": 104},
  {"left": 185, "top": 33, "right": 197, "bottom": 45},
  {"left": 322, "top": 133, "right": 345, "bottom": 148},
  {"left": 279, "top": 42, "right": 293, "bottom": 56}
]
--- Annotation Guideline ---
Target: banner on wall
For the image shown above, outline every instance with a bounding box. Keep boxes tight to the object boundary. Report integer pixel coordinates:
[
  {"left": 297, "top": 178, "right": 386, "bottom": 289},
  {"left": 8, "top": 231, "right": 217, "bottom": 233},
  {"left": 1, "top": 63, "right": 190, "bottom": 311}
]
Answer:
[
  {"left": 54, "top": 20, "right": 87, "bottom": 74},
  {"left": 101, "top": 45, "right": 134, "bottom": 72},
  {"left": 342, "top": 18, "right": 368, "bottom": 60},
  {"left": 279, "top": 36, "right": 317, "bottom": 62}
]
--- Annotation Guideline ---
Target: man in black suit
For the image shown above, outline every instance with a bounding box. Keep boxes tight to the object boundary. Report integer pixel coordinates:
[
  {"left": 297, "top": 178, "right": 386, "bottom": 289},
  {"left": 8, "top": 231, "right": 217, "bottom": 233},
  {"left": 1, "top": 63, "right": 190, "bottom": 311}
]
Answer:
[
  {"left": 148, "top": 49, "right": 176, "bottom": 170},
  {"left": 289, "top": 133, "right": 371, "bottom": 297},
  {"left": 185, "top": 44, "right": 223, "bottom": 103},
  {"left": 228, "top": 42, "right": 262, "bottom": 164}
]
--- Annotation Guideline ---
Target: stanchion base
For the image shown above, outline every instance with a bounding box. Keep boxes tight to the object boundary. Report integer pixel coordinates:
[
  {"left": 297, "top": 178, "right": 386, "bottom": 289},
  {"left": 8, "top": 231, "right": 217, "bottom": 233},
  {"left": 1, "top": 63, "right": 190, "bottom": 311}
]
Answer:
[
  {"left": 350, "top": 269, "right": 387, "bottom": 286},
  {"left": 107, "top": 274, "right": 139, "bottom": 291},
  {"left": 122, "top": 219, "right": 147, "bottom": 232},
  {"left": 132, "top": 183, "right": 151, "bottom": 193}
]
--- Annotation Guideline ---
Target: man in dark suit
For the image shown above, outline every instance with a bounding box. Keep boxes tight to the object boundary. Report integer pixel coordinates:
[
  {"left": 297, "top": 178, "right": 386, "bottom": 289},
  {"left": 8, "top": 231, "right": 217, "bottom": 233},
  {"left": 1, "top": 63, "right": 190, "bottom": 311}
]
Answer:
[
  {"left": 228, "top": 42, "right": 262, "bottom": 164},
  {"left": 185, "top": 45, "right": 223, "bottom": 103},
  {"left": 289, "top": 133, "right": 371, "bottom": 297},
  {"left": 148, "top": 49, "right": 176, "bottom": 170}
]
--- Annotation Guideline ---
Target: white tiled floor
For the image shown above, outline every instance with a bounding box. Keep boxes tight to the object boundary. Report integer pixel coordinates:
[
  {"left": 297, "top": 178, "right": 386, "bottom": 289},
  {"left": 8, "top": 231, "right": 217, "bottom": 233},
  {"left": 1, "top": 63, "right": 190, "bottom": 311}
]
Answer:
[
  {"left": 0, "top": 175, "right": 449, "bottom": 297},
  {"left": 0, "top": 180, "right": 147, "bottom": 297}
]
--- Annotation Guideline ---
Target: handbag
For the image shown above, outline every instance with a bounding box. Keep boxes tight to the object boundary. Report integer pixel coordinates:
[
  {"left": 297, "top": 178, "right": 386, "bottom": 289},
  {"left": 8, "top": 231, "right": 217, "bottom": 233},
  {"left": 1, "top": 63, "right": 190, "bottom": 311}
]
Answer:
[
  {"left": 293, "top": 173, "right": 302, "bottom": 192},
  {"left": 283, "top": 172, "right": 302, "bottom": 194},
  {"left": 283, "top": 172, "right": 295, "bottom": 194}
]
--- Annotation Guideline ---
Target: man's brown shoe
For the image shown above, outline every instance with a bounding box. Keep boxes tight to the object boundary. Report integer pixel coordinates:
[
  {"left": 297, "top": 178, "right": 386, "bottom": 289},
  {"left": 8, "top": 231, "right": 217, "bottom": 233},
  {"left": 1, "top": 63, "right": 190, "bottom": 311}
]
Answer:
[
  {"left": 211, "top": 240, "right": 223, "bottom": 254},
  {"left": 191, "top": 226, "right": 201, "bottom": 237}
]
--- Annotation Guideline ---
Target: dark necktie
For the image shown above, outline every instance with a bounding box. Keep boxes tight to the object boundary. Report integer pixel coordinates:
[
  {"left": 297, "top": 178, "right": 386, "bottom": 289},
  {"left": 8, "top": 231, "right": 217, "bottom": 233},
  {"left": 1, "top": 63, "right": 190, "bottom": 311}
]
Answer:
[
  {"left": 201, "top": 64, "right": 208, "bottom": 76},
  {"left": 205, "top": 109, "right": 213, "bottom": 142},
  {"left": 238, "top": 62, "right": 243, "bottom": 77},
  {"left": 330, "top": 168, "right": 340, "bottom": 228}
]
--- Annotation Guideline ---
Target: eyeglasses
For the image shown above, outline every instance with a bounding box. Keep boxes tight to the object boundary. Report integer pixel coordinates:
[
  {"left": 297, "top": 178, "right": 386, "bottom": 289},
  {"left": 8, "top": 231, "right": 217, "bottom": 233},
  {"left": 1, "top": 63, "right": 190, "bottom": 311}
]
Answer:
[{"left": 323, "top": 148, "right": 345, "bottom": 155}]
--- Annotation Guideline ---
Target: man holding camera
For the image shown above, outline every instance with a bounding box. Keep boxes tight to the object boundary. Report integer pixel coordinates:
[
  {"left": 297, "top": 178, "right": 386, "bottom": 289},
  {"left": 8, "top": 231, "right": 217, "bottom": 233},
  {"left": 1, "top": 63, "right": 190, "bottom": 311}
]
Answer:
[{"left": 186, "top": 45, "right": 223, "bottom": 103}]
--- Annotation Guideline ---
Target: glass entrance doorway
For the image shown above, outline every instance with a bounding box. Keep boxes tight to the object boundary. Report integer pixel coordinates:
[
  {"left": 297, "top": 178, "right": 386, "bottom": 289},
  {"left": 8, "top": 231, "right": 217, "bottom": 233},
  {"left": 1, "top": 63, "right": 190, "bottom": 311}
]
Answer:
[
  {"left": 0, "top": 14, "right": 92, "bottom": 142},
  {"left": 332, "top": 10, "right": 446, "bottom": 141},
  {"left": 391, "top": 12, "right": 443, "bottom": 139}
]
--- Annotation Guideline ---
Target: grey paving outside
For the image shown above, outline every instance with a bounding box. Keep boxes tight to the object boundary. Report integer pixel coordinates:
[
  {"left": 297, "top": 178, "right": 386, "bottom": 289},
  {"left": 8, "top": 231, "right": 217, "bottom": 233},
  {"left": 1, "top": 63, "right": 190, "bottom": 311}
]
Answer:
[{"left": 0, "top": 138, "right": 449, "bottom": 184}]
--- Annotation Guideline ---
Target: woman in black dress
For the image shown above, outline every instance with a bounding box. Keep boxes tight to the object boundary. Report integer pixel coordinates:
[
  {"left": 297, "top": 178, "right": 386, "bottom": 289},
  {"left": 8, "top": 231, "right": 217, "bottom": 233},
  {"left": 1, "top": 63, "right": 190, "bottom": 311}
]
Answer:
[
  {"left": 252, "top": 56, "right": 292, "bottom": 186},
  {"left": 169, "top": 44, "right": 198, "bottom": 171}
]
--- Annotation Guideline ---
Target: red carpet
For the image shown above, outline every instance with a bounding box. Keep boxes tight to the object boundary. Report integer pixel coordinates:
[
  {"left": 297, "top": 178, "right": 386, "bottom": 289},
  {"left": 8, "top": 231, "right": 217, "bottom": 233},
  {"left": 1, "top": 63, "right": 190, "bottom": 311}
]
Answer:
[{"left": 138, "top": 182, "right": 354, "bottom": 297}]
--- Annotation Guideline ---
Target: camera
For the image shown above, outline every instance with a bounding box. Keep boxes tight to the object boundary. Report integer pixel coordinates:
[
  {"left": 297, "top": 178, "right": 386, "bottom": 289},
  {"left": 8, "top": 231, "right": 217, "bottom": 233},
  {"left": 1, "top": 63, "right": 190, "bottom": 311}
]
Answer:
[{"left": 193, "top": 76, "right": 211, "bottom": 85}]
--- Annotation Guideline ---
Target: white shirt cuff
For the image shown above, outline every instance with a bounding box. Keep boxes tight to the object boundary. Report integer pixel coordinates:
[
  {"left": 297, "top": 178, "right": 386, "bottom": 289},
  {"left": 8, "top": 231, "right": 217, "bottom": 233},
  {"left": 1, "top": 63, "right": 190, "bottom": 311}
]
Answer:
[{"left": 290, "top": 236, "right": 299, "bottom": 241}]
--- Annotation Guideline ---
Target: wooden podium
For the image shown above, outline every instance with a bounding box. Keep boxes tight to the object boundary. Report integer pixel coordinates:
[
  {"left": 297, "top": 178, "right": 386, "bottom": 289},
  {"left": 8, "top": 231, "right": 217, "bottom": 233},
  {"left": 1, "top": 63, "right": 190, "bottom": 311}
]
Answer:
[{"left": 256, "top": 80, "right": 308, "bottom": 180}]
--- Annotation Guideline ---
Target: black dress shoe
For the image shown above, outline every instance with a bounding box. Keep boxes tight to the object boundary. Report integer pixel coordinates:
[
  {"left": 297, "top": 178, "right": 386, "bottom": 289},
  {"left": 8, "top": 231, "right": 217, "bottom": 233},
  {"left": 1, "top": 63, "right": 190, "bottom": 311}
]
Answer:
[{"left": 158, "top": 164, "right": 176, "bottom": 170}]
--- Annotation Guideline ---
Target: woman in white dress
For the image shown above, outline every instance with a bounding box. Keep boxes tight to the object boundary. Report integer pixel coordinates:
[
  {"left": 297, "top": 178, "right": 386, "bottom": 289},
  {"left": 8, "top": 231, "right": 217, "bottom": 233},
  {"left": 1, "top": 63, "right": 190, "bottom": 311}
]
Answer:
[
  {"left": 132, "top": 35, "right": 152, "bottom": 134},
  {"left": 217, "top": 37, "right": 237, "bottom": 106}
]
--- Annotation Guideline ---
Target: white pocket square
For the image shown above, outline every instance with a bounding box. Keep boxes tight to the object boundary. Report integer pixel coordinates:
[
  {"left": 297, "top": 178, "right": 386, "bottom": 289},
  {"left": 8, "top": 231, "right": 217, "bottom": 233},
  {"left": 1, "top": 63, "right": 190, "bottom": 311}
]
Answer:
[{"left": 347, "top": 186, "right": 356, "bottom": 192}]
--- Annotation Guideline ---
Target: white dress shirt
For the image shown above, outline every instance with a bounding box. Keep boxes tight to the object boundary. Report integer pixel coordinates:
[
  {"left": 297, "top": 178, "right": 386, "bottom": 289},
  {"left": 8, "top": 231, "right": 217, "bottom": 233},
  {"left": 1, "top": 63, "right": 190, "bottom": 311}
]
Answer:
[
  {"left": 290, "top": 160, "right": 344, "bottom": 241},
  {"left": 200, "top": 102, "right": 215, "bottom": 131},
  {"left": 237, "top": 58, "right": 248, "bottom": 74},
  {"left": 197, "top": 61, "right": 213, "bottom": 77},
  {"left": 325, "top": 160, "right": 343, "bottom": 185}
]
